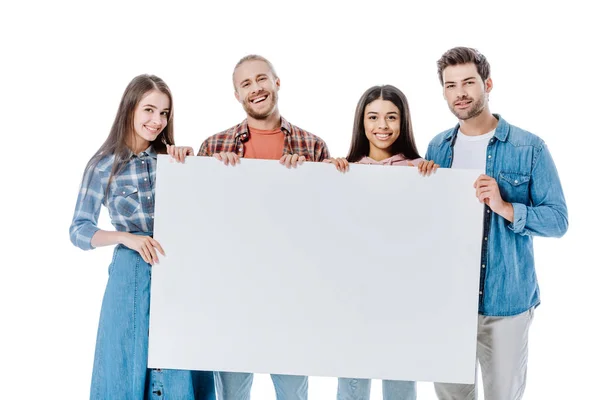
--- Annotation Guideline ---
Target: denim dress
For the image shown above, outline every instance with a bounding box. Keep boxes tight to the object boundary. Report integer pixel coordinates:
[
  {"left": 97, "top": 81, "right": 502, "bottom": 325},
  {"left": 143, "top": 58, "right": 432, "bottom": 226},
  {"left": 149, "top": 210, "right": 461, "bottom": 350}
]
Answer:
[{"left": 70, "top": 146, "right": 215, "bottom": 399}]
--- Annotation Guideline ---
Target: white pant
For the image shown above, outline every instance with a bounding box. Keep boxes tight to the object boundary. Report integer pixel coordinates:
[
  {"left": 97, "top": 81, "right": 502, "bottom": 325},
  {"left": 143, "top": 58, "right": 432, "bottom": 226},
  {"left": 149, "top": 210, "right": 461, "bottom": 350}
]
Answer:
[{"left": 435, "top": 307, "right": 535, "bottom": 400}]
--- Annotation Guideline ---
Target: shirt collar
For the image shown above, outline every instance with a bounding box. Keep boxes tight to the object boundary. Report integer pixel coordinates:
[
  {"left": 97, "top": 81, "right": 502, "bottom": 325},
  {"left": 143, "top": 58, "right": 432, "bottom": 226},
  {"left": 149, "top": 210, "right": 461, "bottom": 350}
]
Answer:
[
  {"left": 127, "top": 144, "right": 158, "bottom": 160},
  {"left": 444, "top": 114, "right": 508, "bottom": 142},
  {"left": 235, "top": 116, "right": 292, "bottom": 139}
]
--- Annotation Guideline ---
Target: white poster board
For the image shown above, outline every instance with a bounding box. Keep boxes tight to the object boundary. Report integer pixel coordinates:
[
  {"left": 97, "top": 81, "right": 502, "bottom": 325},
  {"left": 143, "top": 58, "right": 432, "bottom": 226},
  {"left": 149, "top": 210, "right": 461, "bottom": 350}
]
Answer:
[{"left": 148, "top": 155, "right": 483, "bottom": 384}]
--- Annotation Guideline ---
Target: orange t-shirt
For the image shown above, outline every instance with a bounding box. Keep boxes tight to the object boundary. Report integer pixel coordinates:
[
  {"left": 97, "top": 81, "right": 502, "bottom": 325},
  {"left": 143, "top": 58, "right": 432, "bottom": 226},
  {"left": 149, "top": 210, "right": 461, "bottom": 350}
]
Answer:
[{"left": 243, "top": 127, "right": 285, "bottom": 160}]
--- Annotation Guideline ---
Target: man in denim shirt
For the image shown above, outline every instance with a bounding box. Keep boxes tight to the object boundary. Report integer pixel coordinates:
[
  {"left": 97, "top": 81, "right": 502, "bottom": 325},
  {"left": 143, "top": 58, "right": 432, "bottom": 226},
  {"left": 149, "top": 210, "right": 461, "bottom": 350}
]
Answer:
[{"left": 423, "top": 47, "right": 568, "bottom": 400}]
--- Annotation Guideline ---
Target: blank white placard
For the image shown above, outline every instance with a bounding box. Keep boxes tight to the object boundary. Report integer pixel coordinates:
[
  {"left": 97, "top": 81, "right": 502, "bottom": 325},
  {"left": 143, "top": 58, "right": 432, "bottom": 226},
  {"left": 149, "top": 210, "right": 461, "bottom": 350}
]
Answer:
[{"left": 148, "top": 155, "right": 483, "bottom": 384}]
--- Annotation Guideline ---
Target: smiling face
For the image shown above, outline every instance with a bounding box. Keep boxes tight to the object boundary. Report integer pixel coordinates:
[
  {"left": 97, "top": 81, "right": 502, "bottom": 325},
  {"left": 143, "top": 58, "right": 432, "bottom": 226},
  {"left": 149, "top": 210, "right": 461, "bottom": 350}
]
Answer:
[
  {"left": 233, "top": 60, "right": 280, "bottom": 120},
  {"left": 442, "top": 62, "right": 492, "bottom": 121},
  {"left": 363, "top": 98, "right": 401, "bottom": 160},
  {"left": 130, "top": 89, "right": 170, "bottom": 152}
]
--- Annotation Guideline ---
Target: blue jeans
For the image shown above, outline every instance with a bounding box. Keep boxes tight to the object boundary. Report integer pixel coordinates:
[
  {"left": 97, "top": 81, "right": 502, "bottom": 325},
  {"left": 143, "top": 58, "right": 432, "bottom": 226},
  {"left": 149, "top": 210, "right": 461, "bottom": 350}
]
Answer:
[
  {"left": 337, "top": 378, "right": 416, "bottom": 400},
  {"left": 215, "top": 372, "right": 307, "bottom": 400},
  {"left": 90, "top": 244, "right": 215, "bottom": 399}
]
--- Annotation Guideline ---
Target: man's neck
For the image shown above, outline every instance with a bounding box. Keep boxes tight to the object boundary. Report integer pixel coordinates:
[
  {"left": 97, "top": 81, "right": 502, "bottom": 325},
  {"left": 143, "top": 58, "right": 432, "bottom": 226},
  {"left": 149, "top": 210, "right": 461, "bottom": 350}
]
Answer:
[
  {"left": 459, "top": 109, "right": 498, "bottom": 136},
  {"left": 247, "top": 110, "right": 282, "bottom": 131}
]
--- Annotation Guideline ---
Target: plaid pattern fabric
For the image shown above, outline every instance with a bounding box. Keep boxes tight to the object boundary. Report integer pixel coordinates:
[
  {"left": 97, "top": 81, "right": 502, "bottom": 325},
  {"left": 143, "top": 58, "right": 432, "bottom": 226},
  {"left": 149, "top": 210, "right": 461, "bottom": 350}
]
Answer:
[
  {"left": 198, "top": 117, "right": 330, "bottom": 161},
  {"left": 70, "top": 146, "right": 158, "bottom": 250}
]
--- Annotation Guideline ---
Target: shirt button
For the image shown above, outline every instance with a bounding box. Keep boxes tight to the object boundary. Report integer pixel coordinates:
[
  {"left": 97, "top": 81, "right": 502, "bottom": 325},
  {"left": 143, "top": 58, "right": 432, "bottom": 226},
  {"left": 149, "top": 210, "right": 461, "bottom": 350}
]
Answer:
[
  {"left": 487, "top": 210, "right": 490, "bottom": 213},
  {"left": 488, "top": 155, "right": 492, "bottom": 159},
  {"left": 479, "top": 291, "right": 483, "bottom": 295},
  {"left": 122, "top": 191, "right": 126, "bottom": 194},
  {"left": 142, "top": 161, "right": 145, "bottom": 164},
  {"left": 482, "top": 264, "right": 486, "bottom": 268},
  {"left": 484, "top": 237, "right": 488, "bottom": 241},
  {"left": 514, "top": 180, "right": 518, "bottom": 183},
  {"left": 151, "top": 216, "right": 154, "bottom": 219},
  {"left": 144, "top": 178, "right": 147, "bottom": 181},
  {"left": 147, "top": 196, "right": 151, "bottom": 200}
]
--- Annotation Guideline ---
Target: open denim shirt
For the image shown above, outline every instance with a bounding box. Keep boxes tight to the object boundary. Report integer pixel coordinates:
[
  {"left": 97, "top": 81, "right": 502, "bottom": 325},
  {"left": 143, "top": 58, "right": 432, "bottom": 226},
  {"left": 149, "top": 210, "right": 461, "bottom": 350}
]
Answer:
[{"left": 425, "top": 115, "right": 568, "bottom": 316}]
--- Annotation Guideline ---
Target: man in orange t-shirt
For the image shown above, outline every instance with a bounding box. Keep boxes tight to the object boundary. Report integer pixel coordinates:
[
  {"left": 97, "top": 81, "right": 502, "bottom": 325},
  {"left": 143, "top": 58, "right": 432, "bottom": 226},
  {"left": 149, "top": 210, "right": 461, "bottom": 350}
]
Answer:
[
  {"left": 197, "top": 55, "right": 329, "bottom": 400},
  {"left": 197, "top": 55, "right": 329, "bottom": 168}
]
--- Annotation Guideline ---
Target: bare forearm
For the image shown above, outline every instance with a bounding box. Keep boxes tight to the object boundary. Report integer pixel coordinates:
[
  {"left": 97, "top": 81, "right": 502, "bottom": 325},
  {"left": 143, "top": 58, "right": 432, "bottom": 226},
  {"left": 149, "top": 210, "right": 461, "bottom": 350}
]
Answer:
[
  {"left": 497, "top": 201, "right": 515, "bottom": 223},
  {"left": 90, "top": 230, "right": 128, "bottom": 248}
]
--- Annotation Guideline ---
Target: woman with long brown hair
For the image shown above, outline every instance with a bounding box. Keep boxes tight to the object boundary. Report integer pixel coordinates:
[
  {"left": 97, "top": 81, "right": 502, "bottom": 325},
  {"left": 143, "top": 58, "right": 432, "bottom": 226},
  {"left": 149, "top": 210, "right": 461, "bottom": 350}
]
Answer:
[
  {"left": 327, "top": 84, "right": 437, "bottom": 400},
  {"left": 69, "top": 74, "right": 215, "bottom": 399}
]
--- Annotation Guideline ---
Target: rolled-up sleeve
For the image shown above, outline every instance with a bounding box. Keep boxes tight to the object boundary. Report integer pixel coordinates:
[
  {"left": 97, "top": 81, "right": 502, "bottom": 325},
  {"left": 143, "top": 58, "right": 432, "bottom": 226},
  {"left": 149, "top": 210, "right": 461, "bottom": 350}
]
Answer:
[
  {"left": 69, "top": 166, "right": 104, "bottom": 250},
  {"left": 507, "top": 143, "right": 568, "bottom": 238}
]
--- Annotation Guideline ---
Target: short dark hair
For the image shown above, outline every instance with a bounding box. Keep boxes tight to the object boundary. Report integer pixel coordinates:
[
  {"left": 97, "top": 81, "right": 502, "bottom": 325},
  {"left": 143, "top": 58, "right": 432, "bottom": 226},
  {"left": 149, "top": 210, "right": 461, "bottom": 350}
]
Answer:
[{"left": 437, "top": 47, "right": 490, "bottom": 85}]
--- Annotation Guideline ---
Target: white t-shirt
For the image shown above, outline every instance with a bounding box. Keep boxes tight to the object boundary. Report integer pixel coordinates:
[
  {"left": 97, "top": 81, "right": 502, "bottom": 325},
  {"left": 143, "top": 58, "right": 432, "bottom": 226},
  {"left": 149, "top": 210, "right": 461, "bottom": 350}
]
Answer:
[{"left": 451, "top": 129, "right": 496, "bottom": 172}]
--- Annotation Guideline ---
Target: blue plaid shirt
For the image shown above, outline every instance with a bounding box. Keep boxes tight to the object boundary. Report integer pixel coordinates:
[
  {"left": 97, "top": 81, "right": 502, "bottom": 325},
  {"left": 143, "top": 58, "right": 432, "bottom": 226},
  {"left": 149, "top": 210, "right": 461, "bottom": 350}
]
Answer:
[{"left": 70, "top": 146, "right": 158, "bottom": 250}]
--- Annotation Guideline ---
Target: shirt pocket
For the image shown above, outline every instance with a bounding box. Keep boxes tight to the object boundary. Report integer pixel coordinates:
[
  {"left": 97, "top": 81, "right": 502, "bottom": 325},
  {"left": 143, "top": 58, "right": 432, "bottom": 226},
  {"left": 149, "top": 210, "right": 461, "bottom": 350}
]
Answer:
[
  {"left": 498, "top": 172, "right": 531, "bottom": 204},
  {"left": 111, "top": 185, "right": 141, "bottom": 218}
]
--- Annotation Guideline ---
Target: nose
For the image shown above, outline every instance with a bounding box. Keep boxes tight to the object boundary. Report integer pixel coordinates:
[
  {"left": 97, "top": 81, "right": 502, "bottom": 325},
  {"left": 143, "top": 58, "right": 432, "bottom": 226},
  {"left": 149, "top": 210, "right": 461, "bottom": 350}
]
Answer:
[
  {"left": 152, "top": 112, "right": 163, "bottom": 125},
  {"left": 456, "top": 84, "right": 468, "bottom": 99},
  {"left": 250, "top": 80, "right": 262, "bottom": 94},
  {"left": 378, "top": 118, "right": 389, "bottom": 130}
]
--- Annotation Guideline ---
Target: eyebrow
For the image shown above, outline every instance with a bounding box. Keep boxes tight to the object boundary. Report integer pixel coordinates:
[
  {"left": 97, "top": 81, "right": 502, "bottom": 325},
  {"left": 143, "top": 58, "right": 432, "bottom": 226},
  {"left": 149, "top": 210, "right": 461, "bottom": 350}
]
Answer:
[
  {"left": 445, "top": 76, "right": 477, "bottom": 84},
  {"left": 367, "top": 111, "right": 399, "bottom": 114},
  {"left": 239, "top": 73, "right": 269, "bottom": 85},
  {"left": 142, "top": 104, "right": 170, "bottom": 111}
]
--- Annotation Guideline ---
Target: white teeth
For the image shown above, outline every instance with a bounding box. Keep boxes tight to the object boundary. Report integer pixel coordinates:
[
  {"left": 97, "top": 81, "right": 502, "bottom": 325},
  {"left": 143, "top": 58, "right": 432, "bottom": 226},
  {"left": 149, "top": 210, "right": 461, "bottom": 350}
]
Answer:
[{"left": 252, "top": 96, "right": 267, "bottom": 104}]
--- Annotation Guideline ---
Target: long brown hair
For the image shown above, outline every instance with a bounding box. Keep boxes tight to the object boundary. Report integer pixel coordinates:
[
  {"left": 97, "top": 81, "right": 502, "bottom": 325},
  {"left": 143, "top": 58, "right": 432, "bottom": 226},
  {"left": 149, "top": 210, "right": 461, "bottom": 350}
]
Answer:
[
  {"left": 83, "top": 74, "right": 174, "bottom": 191},
  {"left": 347, "top": 85, "right": 421, "bottom": 163}
]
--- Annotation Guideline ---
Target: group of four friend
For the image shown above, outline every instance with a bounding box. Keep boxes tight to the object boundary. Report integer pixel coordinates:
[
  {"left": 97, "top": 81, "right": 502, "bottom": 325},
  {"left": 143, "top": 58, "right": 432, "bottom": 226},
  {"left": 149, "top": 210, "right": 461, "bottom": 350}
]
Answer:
[{"left": 69, "top": 46, "right": 569, "bottom": 400}]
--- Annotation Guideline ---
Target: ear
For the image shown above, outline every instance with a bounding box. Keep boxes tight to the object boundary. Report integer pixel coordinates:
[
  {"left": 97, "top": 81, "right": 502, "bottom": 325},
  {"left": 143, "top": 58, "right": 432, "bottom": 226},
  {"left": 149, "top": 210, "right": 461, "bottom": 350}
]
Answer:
[
  {"left": 234, "top": 90, "right": 241, "bottom": 103},
  {"left": 275, "top": 78, "right": 281, "bottom": 90},
  {"left": 485, "top": 77, "right": 493, "bottom": 94}
]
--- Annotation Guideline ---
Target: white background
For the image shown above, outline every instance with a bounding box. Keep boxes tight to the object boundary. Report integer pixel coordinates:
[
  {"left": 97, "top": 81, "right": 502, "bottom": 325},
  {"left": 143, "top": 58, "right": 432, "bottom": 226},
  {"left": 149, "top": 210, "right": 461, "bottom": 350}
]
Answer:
[{"left": 1, "top": 1, "right": 597, "bottom": 399}]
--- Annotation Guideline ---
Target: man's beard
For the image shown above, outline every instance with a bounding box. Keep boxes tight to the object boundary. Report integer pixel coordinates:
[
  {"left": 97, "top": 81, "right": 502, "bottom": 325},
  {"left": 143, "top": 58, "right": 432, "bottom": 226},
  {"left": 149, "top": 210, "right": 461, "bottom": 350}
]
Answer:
[
  {"left": 243, "top": 90, "right": 278, "bottom": 120},
  {"left": 450, "top": 96, "right": 485, "bottom": 120}
]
